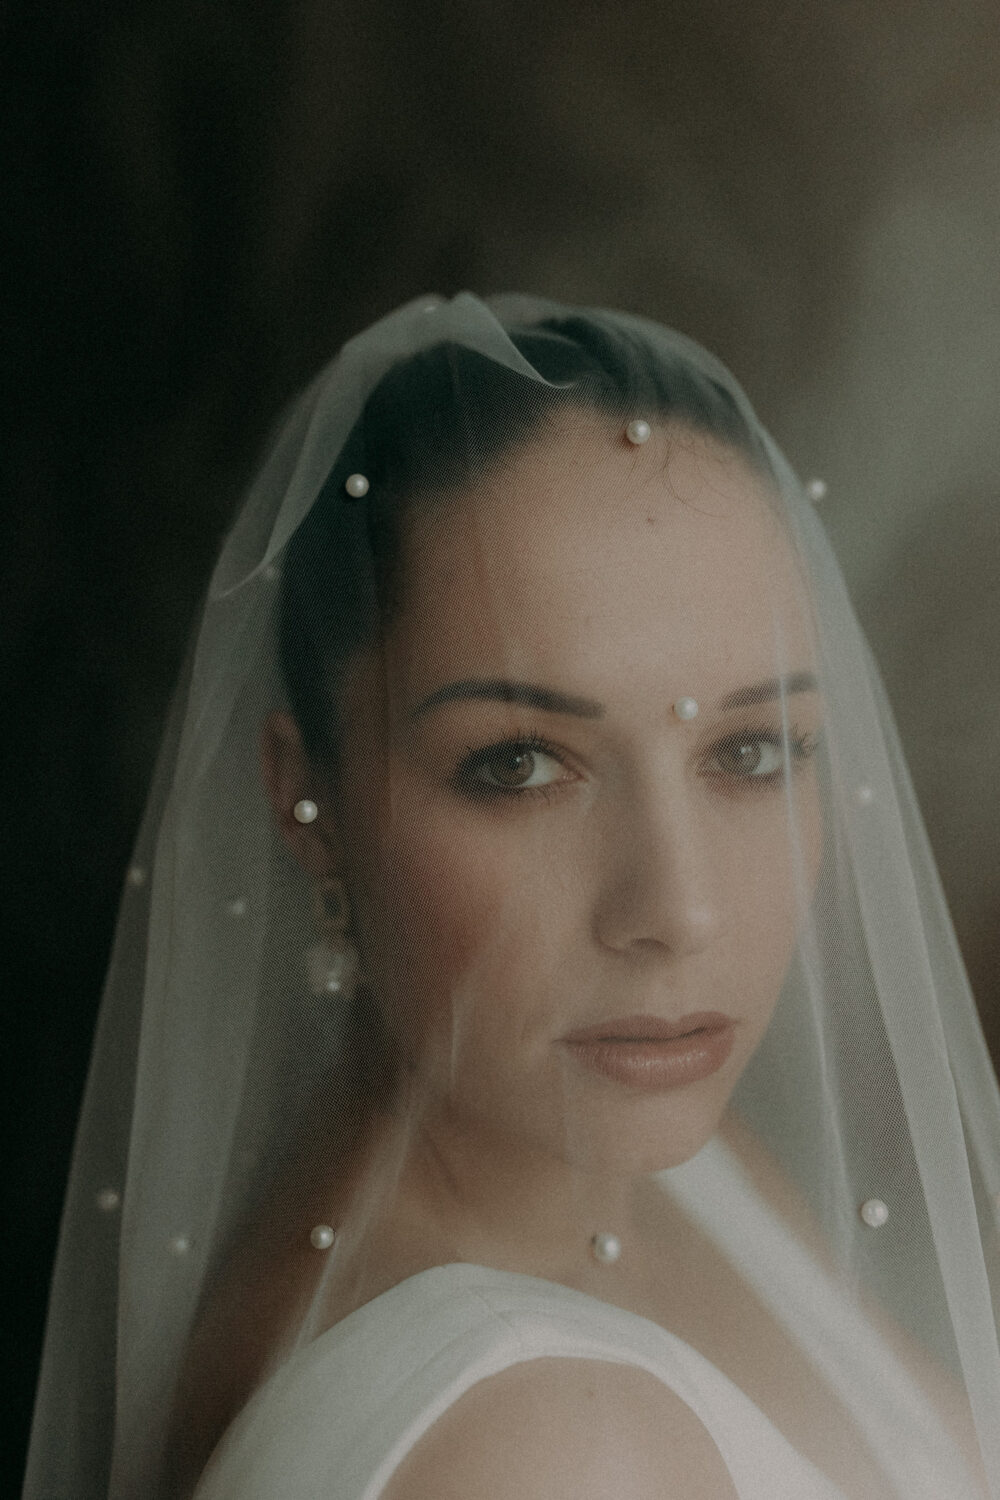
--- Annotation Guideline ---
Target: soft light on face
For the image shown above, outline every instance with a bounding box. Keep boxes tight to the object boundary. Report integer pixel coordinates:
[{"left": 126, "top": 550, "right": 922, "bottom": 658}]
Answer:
[{"left": 333, "top": 416, "right": 825, "bottom": 1175}]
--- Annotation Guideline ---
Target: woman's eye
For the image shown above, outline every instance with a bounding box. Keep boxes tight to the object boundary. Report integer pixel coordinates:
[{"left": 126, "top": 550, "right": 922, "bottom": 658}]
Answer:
[
  {"left": 471, "top": 745, "right": 564, "bottom": 791},
  {"left": 709, "top": 730, "right": 817, "bottom": 782},
  {"left": 457, "top": 740, "right": 568, "bottom": 795}
]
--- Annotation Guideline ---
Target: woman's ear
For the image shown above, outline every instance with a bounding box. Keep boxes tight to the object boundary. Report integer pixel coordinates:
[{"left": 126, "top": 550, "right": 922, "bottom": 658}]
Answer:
[{"left": 260, "top": 710, "right": 338, "bottom": 879}]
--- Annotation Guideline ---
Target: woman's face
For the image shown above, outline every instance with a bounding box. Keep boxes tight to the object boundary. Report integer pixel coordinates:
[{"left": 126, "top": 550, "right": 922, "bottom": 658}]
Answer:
[{"left": 332, "top": 415, "right": 825, "bottom": 1174}]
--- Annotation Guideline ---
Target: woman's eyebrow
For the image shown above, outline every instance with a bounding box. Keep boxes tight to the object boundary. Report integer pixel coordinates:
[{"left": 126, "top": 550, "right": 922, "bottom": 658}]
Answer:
[
  {"left": 411, "top": 679, "right": 606, "bottom": 720},
  {"left": 716, "top": 671, "right": 819, "bottom": 709},
  {"left": 411, "top": 670, "right": 819, "bottom": 722}
]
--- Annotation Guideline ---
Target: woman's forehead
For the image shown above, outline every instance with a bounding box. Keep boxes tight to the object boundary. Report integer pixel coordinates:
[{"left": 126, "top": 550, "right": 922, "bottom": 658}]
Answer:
[
  {"left": 404, "top": 418, "right": 788, "bottom": 583},
  {"left": 387, "top": 422, "right": 816, "bottom": 703}
]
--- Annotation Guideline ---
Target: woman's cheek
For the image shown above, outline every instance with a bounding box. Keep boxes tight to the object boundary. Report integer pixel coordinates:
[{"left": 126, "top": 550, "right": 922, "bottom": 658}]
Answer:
[
  {"left": 361, "top": 807, "right": 529, "bottom": 1041},
  {"left": 380, "top": 798, "right": 584, "bottom": 1071},
  {"left": 721, "top": 803, "right": 822, "bottom": 1015}
]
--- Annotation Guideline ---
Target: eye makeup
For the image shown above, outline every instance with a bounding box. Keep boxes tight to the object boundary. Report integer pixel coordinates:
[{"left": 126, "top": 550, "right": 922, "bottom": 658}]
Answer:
[{"left": 450, "top": 721, "right": 822, "bottom": 805}]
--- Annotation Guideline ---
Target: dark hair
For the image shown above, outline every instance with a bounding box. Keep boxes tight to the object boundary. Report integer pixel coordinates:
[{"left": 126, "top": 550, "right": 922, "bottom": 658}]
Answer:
[{"left": 280, "top": 314, "right": 763, "bottom": 765}]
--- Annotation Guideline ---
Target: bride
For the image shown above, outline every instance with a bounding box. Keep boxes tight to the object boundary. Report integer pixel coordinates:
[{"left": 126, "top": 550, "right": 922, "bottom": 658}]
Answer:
[{"left": 23, "top": 293, "right": 1000, "bottom": 1499}]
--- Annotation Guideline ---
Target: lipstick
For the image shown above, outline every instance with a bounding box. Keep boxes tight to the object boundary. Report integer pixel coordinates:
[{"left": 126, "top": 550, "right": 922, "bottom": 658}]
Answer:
[{"left": 561, "top": 1012, "right": 735, "bottom": 1091}]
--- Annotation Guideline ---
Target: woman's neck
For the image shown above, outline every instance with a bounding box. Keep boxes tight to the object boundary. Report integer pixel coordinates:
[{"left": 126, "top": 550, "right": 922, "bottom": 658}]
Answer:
[{"left": 338, "top": 1099, "right": 650, "bottom": 1288}]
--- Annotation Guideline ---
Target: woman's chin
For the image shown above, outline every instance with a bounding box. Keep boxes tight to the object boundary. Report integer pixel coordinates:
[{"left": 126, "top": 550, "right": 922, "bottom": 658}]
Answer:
[{"left": 554, "top": 1098, "right": 732, "bottom": 1177}]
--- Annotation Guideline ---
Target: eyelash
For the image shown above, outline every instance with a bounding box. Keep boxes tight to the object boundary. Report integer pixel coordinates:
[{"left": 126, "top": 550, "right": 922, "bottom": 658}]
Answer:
[
  {"left": 453, "top": 723, "right": 821, "bottom": 803},
  {"left": 454, "top": 730, "right": 567, "bottom": 802}
]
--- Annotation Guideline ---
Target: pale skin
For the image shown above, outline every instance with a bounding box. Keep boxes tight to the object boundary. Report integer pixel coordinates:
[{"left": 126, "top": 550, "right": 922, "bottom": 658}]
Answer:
[
  {"left": 245, "top": 417, "right": 982, "bottom": 1498},
  {"left": 263, "top": 419, "right": 826, "bottom": 1270},
  {"left": 254, "top": 417, "right": 829, "bottom": 1497}
]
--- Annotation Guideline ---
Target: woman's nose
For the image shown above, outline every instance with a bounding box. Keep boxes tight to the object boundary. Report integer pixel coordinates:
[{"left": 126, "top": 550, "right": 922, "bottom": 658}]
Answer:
[{"left": 591, "top": 791, "right": 725, "bottom": 958}]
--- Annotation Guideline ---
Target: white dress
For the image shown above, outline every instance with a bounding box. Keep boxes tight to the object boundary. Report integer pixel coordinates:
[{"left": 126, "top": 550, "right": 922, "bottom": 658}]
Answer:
[{"left": 192, "top": 1141, "right": 980, "bottom": 1500}]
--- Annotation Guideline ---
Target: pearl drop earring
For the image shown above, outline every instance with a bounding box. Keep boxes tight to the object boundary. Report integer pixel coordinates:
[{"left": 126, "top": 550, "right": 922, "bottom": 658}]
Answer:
[{"left": 306, "top": 875, "right": 361, "bottom": 1001}]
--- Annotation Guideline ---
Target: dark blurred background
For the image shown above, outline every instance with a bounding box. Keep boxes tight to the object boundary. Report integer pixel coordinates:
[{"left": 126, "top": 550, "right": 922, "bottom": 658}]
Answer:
[{"left": 5, "top": 0, "right": 1000, "bottom": 1489}]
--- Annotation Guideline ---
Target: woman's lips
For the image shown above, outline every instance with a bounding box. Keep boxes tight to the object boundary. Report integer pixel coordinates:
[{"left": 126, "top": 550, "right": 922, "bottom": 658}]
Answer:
[{"left": 561, "top": 1012, "right": 736, "bottom": 1091}]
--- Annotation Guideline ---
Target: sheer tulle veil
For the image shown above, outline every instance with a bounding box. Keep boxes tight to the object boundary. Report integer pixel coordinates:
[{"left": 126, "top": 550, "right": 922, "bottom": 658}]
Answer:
[{"left": 22, "top": 291, "right": 1000, "bottom": 1499}]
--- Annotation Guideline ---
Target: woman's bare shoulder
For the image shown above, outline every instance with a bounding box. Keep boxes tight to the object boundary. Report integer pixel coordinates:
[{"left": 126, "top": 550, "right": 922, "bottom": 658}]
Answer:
[{"left": 379, "top": 1356, "right": 738, "bottom": 1500}]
